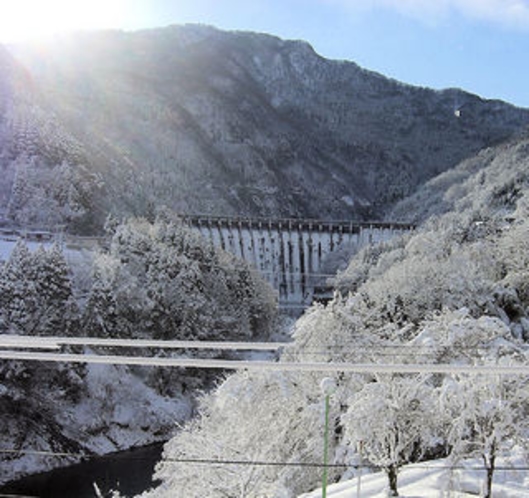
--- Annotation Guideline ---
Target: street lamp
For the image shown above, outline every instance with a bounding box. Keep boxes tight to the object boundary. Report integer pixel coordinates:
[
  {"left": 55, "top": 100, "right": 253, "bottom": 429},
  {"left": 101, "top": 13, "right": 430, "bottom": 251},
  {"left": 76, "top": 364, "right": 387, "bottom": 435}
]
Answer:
[{"left": 320, "top": 377, "right": 337, "bottom": 498}]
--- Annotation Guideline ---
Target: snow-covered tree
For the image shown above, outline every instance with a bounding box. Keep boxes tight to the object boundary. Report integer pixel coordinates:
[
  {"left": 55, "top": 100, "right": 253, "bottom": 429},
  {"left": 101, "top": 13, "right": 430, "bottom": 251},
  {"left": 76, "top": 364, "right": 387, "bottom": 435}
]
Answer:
[
  {"left": 82, "top": 258, "right": 125, "bottom": 337},
  {"left": 5, "top": 152, "right": 97, "bottom": 232},
  {"left": 81, "top": 213, "right": 278, "bottom": 396},
  {"left": 29, "top": 243, "right": 79, "bottom": 336},
  {"left": 6, "top": 157, "right": 31, "bottom": 223},
  {"left": 408, "top": 308, "right": 529, "bottom": 498},
  {"left": 95, "top": 214, "right": 277, "bottom": 342},
  {"left": 0, "top": 241, "right": 78, "bottom": 335},
  {"left": 0, "top": 240, "right": 37, "bottom": 333},
  {"left": 144, "top": 370, "right": 337, "bottom": 498},
  {"left": 342, "top": 375, "right": 441, "bottom": 496},
  {"left": 441, "top": 372, "right": 529, "bottom": 498}
]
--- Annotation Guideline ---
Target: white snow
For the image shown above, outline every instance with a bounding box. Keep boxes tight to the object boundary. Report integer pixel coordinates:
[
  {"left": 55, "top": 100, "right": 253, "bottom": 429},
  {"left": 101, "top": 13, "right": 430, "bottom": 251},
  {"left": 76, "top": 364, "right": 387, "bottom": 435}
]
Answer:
[
  {"left": 0, "top": 236, "right": 92, "bottom": 269},
  {"left": 299, "top": 455, "right": 529, "bottom": 497},
  {"left": 0, "top": 238, "right": 26, "bottom": 261},
  {"left": 341, "top": 195, "right": 355, "bottom": 207}
]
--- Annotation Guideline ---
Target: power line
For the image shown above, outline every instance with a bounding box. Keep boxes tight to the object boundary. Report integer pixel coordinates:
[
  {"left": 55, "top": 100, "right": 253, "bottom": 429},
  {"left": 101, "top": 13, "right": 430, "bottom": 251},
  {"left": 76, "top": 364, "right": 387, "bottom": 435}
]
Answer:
[
  {"left": 284, "top": 345, "right": 518, "bottom": 355},
  {"left": 0, "top": 335, "right": 285, "bottom": 351},
  {"left": 284, "top": 352, "right": 439, "bottom": 360},
  {"left": 1, "top": 334, "right": 520, "bottom": 357},
  {"left": 141, "top": 459, "right": 529, "bottom": 472},
  {"left": 2, "top": 449, "right": 529, "bottom": 472},
  {"left": 1, "top": 349, "right": 529, "bottom": 375}
]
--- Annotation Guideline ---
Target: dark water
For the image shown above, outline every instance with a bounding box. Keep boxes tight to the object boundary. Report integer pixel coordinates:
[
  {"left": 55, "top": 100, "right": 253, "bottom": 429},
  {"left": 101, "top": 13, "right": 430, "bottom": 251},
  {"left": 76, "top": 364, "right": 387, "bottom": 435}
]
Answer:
[{"left": 0, "top": 443, "right": 164, "bottom": 498}]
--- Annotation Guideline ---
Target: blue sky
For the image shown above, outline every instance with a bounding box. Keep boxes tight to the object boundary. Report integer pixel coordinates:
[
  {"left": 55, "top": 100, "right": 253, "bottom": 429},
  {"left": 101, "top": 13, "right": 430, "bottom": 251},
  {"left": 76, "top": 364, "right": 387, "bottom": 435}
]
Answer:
[{"left": 1, "top": 0, "right": 528, "bottom": 107}]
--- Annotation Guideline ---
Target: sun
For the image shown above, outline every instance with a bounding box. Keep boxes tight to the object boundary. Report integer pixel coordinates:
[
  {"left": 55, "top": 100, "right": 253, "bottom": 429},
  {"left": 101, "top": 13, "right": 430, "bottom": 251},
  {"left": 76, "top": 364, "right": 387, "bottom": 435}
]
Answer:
[{"left": 0, "top": 0, "right": 127, "bottom": 43}]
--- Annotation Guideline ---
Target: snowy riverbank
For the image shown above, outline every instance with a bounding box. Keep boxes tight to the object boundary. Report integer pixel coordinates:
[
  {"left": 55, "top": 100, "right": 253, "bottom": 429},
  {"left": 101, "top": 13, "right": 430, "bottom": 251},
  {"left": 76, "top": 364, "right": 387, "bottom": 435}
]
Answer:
[{"left": 0, "top": 362, "right": 192, "bottom": 485}]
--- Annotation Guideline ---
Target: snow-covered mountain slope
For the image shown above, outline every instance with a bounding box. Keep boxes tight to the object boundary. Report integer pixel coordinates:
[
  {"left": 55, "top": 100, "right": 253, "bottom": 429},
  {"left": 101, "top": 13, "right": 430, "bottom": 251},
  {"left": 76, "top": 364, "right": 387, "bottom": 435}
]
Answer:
[
  {"left": 5, "top": 24, "right": 529, "bottom": 227},
  {"left": 139, "top": 128, "right": 529, "bottom": 498},
  {"left": 389, "top": 128, "right": 529, "bottom": 224},
  {"left": 0, "top": 46, "right": 104, "bottom": 233}
]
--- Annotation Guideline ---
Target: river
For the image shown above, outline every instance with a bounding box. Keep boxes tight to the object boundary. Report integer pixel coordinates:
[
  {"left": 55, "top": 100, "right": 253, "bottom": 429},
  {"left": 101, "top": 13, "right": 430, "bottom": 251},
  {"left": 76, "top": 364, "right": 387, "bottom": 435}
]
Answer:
[{"left": 0, "top": 443, "right": 164, "bottom": 498}]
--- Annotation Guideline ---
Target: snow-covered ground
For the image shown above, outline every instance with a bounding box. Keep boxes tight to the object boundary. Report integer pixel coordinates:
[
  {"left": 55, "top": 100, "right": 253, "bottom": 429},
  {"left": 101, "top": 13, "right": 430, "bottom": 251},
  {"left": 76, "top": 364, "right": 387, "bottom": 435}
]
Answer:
[
  {"left": 0, "top": 237, "right": 42, "bottom": 261},
  {"left": 299, "top": 456, "right": 529, "bottom": 498},
  {"left": 0, "top": 236, "right": 88, "bottom": 261}
]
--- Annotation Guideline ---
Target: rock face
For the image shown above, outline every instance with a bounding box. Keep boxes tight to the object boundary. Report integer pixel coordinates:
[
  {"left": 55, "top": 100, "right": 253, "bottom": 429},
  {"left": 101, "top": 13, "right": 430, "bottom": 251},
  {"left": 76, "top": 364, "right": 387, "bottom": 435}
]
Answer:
[{"left": 3, "top": 24, "right": 529, "bottom": 229}]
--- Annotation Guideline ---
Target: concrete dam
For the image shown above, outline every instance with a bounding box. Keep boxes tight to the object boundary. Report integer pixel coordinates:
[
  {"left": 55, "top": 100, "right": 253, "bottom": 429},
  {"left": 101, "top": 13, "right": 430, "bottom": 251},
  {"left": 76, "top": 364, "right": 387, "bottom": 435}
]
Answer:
[{"left": 183, "top": 216, "right": 414, "bottom": 309}]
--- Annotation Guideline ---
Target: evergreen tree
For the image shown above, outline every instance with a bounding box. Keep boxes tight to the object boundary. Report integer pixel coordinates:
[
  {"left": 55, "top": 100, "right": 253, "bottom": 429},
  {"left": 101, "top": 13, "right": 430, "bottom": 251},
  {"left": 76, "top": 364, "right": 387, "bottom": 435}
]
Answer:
[
  {"left": 30, "top": 244, "right": 79, "bottom": 336},
  {"left": 97, "top": 214, "right": 276, "bottom": 342},
  {"left": 0, "top": 240, "right": 37, "bottom": 334},
  {"left": 83, "top": 262, "right": 124, "bottom": 337},
  {"left": 6, "top": 158, "right": 30, "bottom": 224},
  {"left": 0, "top": 242, "right": 78, "bottom": 336}
]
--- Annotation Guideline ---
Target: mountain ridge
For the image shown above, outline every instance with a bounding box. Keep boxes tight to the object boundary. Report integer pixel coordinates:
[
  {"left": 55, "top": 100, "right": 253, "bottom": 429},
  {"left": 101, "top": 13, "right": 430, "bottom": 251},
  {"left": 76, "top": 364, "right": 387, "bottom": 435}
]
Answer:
[{"left": 2, "top": 24, "right": 529, "bottom": 231}]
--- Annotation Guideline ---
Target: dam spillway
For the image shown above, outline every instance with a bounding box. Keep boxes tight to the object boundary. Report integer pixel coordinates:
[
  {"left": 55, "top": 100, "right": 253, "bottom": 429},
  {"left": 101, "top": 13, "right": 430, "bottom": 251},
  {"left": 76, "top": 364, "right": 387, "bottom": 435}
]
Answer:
[{"left": 183, "top": 216, "right": 413, "bottom": 310}]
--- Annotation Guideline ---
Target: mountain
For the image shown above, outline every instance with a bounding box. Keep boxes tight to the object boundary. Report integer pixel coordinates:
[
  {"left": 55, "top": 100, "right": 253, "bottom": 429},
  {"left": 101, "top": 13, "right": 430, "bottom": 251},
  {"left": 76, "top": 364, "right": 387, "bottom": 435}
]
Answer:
[{"left": 3, "top": 24, "right": 529, "bottom": 231}]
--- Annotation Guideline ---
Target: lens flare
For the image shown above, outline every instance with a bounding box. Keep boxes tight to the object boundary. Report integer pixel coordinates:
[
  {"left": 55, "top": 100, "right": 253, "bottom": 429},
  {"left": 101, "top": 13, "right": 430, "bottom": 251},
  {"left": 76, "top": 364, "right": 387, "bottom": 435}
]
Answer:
[{"left": 0, "top": 0, "right": 127, "bottom": 43}]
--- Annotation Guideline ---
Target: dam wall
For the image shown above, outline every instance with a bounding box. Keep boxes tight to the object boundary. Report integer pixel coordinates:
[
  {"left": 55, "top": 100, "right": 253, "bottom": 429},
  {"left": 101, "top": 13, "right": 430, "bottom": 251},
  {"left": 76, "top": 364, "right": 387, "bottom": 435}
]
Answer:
[{"left": 183, "top": 216, "right": 413, "bottom": 308}]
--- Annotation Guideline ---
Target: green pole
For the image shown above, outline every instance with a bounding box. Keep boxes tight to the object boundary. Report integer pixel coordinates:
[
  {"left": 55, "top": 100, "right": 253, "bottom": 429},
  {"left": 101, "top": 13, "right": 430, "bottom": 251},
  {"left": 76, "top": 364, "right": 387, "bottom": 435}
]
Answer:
[{"left": 322, "top": 393, "right": 330, "bottom": 498}]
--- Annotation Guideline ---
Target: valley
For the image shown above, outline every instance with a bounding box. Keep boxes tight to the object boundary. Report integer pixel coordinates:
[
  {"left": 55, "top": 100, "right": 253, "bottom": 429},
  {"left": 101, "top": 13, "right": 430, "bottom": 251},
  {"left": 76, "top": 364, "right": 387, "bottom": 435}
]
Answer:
[{"left": 1, "top": 23, "right": 529, "bottom": 498}]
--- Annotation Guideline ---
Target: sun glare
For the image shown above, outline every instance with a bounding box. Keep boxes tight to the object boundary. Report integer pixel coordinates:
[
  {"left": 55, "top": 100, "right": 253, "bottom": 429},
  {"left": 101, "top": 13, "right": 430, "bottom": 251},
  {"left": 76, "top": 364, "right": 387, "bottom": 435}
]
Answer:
[{"left": 0, "top": 0, "right": 127, "bottom": 43}]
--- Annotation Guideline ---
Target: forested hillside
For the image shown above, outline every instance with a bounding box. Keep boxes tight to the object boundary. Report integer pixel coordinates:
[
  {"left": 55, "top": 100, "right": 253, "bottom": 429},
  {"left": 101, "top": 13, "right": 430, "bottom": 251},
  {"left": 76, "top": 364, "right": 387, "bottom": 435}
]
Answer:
[
  {"left": 141, "top": 130, "right": 529, "bottom": 498},
  {"left": 2, "top": 25, "right": 529, "bottom": 230},
  {"left": 0, "top": 46, "right": 103, "bottom": 233},
  {"left": 0, "top": 213, "right": 277, "bottom": 483}
]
